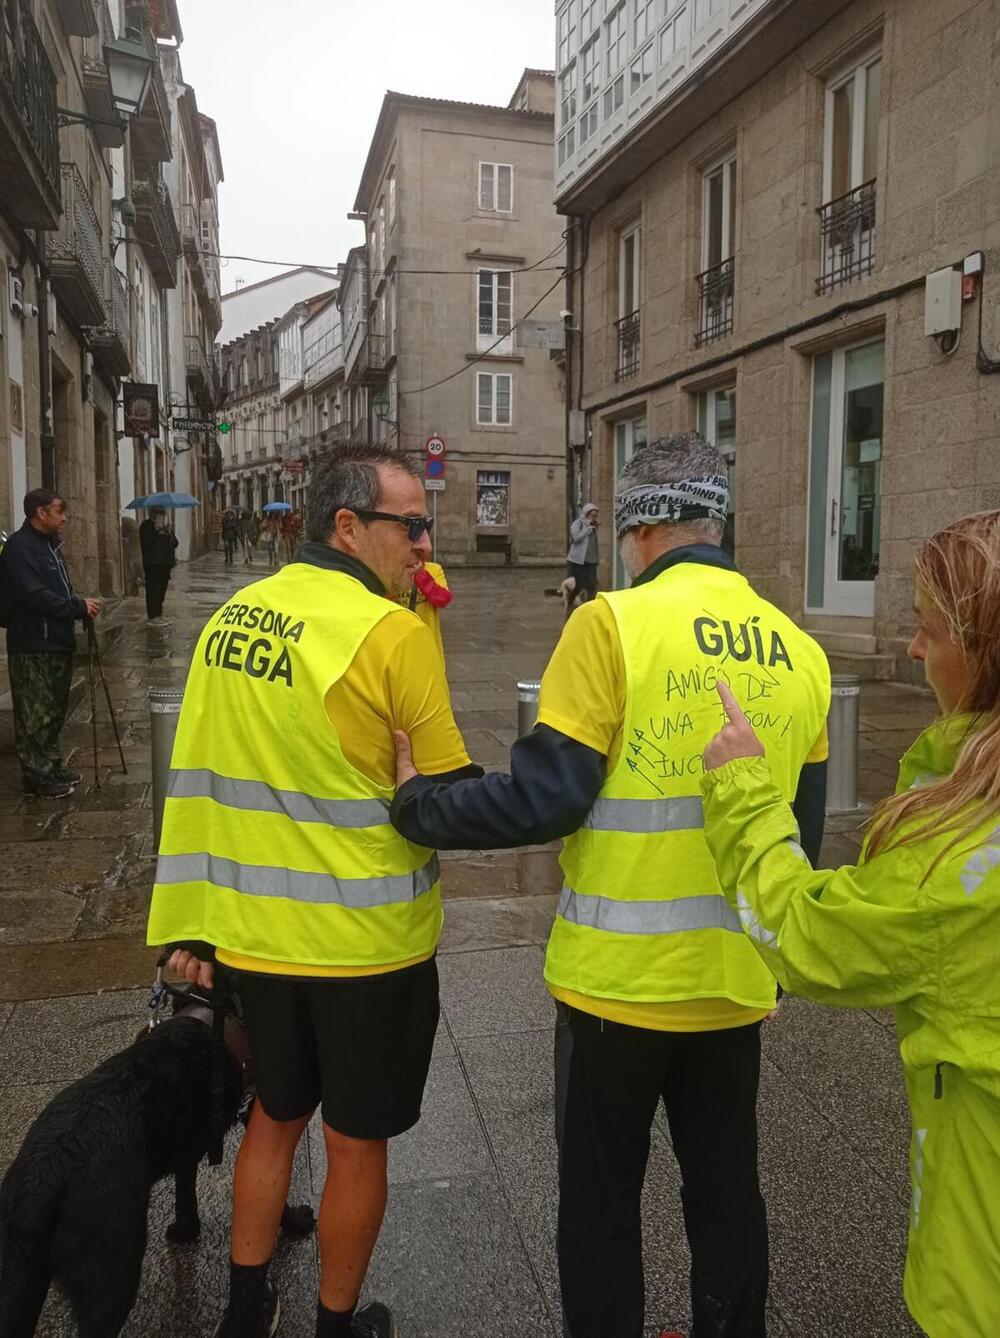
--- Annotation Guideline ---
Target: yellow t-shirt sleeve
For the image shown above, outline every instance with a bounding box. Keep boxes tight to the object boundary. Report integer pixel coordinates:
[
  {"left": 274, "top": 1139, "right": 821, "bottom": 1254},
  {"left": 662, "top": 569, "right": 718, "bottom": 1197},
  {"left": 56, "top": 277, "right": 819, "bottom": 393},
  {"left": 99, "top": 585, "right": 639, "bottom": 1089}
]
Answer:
[
  {"left": 806, "top": 721, "right": 829, "bottom": 764},
  {"left": 536, "top": 598, "right": 625, "bottom": 757}
]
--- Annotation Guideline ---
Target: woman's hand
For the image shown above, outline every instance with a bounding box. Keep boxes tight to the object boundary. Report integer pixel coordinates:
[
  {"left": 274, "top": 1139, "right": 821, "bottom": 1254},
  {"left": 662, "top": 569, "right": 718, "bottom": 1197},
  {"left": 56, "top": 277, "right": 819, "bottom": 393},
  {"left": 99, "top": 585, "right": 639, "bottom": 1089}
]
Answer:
[{"left": 703, "top": 682, "right": 765, "bottom": 771}]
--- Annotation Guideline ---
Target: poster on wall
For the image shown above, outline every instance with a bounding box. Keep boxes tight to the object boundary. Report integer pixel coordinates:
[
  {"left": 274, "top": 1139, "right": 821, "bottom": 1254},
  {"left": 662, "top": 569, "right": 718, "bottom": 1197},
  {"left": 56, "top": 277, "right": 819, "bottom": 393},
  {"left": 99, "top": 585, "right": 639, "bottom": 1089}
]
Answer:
[
  {"left": 476, "top": 471, "right": 511, "bottom": 527},
  {"left": 123, "top": 382, "right": 160, "bottom": 438}
]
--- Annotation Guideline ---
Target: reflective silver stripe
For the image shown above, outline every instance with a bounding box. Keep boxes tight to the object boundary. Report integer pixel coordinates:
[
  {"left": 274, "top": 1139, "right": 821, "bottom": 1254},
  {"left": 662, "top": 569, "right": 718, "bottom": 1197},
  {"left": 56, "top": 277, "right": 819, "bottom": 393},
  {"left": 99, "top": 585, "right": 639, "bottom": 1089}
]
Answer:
[
  {"left": 557, "top": 885, "right": 741, "bottom": 935},
  {"left": 167, "top": 768, "right": 391, "bottom": 829},
  {"left": 155, "top": 850, "right": 440, "bottom": 908},
  {"left": 583, "top": 796, "right": 704, "bottom": 833}
]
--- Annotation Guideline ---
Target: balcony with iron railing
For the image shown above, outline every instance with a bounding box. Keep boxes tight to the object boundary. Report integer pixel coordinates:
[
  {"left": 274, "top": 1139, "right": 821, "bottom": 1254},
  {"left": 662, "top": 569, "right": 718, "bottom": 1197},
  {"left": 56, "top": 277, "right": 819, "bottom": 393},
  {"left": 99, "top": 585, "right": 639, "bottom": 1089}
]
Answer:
[
  {"left": 614, "top": 310, "right": 640, "bottom": 381},
  {"left": 47, "top": 163, "right": 106, "bottom": 328},
  {"left": 185, "top": 334, "right": 221, "bottom": 407},
  {"left": 696, "top": 257, "right": 735, "bottom": 347},
  {"left": 306, "top": 421, "right": 348, "bottom": 455},
  {"left": 0, "top": 0, "right": 61, "bottom": 229},
  {"left": 90, "top": 262, "right": 131, "bottom": 379},
  {"left": 817, "top": 180, "right": 876, "bottom": 295},
  {"left": 132, "top": 169, "right": 181, "bottom": 288},
  {"left": 351, "top": 332, "right": 388, "bottom": 386}
]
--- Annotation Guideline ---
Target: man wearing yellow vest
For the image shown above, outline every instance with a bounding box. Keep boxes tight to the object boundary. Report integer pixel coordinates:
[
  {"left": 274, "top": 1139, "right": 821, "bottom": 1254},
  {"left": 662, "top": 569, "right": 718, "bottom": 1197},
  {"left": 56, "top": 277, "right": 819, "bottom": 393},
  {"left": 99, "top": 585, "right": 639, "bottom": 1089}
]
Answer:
[
  {"left": 391, "top": 434, "right": 831, "bottom": 1338},
  {"left": 148, "top": 445, "right": 480, "bottom": 1338}
]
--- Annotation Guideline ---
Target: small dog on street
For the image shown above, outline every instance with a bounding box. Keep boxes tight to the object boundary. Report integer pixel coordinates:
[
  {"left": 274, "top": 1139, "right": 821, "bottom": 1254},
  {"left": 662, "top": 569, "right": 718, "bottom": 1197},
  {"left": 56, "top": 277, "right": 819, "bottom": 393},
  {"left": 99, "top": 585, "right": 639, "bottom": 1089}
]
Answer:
[
  {"left": 559, "top": 573, "right": 586, "bottom": 619},
  {"left": 0, "top": 991, "right": 313, "bottom": 1337}
]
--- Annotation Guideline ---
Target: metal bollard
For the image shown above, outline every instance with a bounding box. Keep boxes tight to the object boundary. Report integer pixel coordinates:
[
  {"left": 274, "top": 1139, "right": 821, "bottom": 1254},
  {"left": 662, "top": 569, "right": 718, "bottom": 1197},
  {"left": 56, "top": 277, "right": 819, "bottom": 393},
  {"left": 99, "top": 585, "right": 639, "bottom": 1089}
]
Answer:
[
  {"left": 517, "top": 680, "right": 542, "bottom": 738},
  {"left": 826, "top": 673, "right": 861, "bottom": 814},
  {"left": 150, "top": 687, "right": 184, "bottom": 848}
]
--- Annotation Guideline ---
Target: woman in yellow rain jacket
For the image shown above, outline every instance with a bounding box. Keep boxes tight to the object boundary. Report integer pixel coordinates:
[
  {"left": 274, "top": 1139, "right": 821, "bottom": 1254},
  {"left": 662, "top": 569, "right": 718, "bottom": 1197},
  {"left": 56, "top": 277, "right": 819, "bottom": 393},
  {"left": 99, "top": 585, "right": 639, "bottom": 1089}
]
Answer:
[{"left": 698, "top": 511, "right": 1000, "bottom": 1338}]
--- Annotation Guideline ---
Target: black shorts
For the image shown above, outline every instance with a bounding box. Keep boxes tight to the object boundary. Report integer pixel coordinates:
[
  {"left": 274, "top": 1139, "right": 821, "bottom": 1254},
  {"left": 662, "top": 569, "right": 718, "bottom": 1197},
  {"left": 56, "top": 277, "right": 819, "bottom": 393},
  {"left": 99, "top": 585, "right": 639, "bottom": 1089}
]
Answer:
[{"left": 225, "top": 956, "right": 440, "bottom": 1139}]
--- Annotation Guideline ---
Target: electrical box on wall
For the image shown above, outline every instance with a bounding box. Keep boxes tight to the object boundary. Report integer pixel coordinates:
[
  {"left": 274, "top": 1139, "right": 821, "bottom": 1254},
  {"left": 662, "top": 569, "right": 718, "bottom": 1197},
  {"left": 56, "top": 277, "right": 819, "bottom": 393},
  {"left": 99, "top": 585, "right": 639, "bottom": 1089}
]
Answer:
[{"left": 924, "top": 267, "right": 962, "bottom": 335}]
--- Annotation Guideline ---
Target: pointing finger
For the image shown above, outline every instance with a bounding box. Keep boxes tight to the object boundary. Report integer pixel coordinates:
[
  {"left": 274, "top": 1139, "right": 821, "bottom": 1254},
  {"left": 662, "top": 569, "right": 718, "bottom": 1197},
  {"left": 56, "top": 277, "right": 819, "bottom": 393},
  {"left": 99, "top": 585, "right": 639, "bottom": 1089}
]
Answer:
[{"left": 716, "top": 680, "right": 748, "bottom": 725}]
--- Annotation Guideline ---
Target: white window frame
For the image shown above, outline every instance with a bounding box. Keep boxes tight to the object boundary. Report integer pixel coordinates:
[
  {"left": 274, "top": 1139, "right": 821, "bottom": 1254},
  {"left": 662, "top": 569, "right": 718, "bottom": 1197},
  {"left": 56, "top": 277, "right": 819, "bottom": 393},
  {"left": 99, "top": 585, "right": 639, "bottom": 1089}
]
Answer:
[
  {"left": 605, "top": 1, "right": 626, "bottom": 75},
  {"left": 612, "top": 415, "right": 647, "bottom": 588},
  {"left": 628, "top": 42, "right": 653, "bottom": 96},
  {"left": 691, "top": 0, "right": 720, "bottom": 29},
  {"left": 580, "top": 0, "right": 599, "bottom": 42},
  {"left": 477, "top": 268, "right": 513, "bottom": 353},
  {"left": 558, "top": 0, "right": 578, "bottom": 66},
  {"left": 558, "top": 125, "right": 576, "bottom": 165},
  {"left": 578, "top": 101, "right": 599, "bottom": 146},
  {"left": 476, "top": 371, "right": 513, "bottom": 426},
  {"left": 660, "top": 4, "right": 689, "bottom": 61},
  {"left": 632, "top": 0, "right": 655, "bottom": 47},
  {"left": 387, "top": 167, "right": 396, "bottom": 226},
  {"left": 476, "top": 470, "right": 512, "bottom": 527},
  {"left": 603, "top": 73, "right": 624, "bottom": 117},
  {"left": 618, "top": 223, "right": 641, "bottom": 320},
  {"left": 478, "top": 161, "right": 514, "bottom": 213},
  {"left": 701, "top": 152, "right": 737, "bottom": 272},
  {"left": 823, "top": 50, "right": 882, "bottom": 203},
  {"left": 580, "top": 34, "right": 600, "bottom": 105}
]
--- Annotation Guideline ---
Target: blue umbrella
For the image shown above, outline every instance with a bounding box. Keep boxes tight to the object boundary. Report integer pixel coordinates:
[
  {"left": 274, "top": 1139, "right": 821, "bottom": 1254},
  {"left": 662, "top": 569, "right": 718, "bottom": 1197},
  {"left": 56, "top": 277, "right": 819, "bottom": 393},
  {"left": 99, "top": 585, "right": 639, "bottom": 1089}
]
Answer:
[
  {"left": 124, "top": 495, "right": 148, "bottom": 509},
  {"left": 263, "top": 501, "right": 292, "bottom": 512},
  {"left": 137, "top": 491, "right": 200, "bottom": 509}
]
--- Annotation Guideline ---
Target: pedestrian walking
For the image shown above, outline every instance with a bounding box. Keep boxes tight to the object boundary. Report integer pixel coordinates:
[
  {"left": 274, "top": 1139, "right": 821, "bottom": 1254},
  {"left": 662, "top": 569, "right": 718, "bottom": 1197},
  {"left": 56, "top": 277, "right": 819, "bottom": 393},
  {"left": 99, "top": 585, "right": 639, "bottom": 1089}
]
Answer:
[
  {"left": 390, "top": 434, "right": 832, "bottom": 1338},
  {"left": 210, "top": 508, "right": 223, "bottom": 551},
  {"left": 565, "top": 502, "right": 600, "bottom": 607},
  {"left": 397, "top": 560, "right": 452, "bottom": 664},
  {"left": 238, "top": 508, "right": 254, "bottom": 565},
  {"left": 0, "top": 489, "right": 102, "bottom": 798},
  {"left": 282, "top": 508, "right": 302, "bottom": 563},
  {"left": 139, "top": 507, "right": 178, "bottom": 625},
  {"left": 699, "top": 509, "right": 1000, "bottom": 1338},
  {"left": 222, "top": 509, "right": 239, "bottom": 567},
  {"left": 148, "top": 444, "right": 481, "bottom": 1338},
  {"left": 263, "top": 515, "right": 281, "bottom": 569}
]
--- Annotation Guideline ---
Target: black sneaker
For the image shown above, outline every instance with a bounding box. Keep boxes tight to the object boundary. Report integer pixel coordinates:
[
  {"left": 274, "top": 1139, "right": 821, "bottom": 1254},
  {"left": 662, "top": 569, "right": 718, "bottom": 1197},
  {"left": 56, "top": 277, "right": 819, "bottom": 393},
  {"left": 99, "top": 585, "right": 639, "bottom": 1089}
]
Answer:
[
  {"left": 351, "top": 1301, "right": 398, "bottom": 1337},
  {"left": 213, "top": 1282, "right": 280, "bottom": 1338},
  {"left": 52, "top": 767, "right": 83, "bottom": 785},
  {"left": 23, "top": 776, "right": 74, "bottom": 799}
]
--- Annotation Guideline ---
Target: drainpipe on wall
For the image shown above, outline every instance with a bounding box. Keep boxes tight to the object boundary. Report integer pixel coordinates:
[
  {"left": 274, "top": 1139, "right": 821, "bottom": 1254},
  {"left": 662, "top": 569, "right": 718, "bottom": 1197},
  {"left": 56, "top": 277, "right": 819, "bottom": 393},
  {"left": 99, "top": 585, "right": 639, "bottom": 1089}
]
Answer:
[
  {"left": 35, "top": 241, "right": 55, "bottom": 491},
  {"left": 563, "top": 218, "right": 576, "bottom": 537}
]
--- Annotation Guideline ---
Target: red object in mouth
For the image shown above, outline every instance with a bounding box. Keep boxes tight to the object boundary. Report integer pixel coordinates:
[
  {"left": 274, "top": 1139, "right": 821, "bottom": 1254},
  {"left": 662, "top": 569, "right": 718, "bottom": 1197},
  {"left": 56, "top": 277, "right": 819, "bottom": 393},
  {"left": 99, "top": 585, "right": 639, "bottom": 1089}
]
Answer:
[{"left": 413, "top": 566, "right": 453, "bottom": 608}]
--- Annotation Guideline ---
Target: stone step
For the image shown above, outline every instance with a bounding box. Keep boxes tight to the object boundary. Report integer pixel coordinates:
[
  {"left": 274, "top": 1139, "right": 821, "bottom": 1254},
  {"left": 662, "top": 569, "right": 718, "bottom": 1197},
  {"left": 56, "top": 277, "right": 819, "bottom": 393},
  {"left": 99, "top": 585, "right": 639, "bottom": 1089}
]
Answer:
[
  {"left": 827, "top": 650, "right": 897, "bottom": 681},
  {"left": 805, "top": 628, "right": 879, "bottom": 656}
]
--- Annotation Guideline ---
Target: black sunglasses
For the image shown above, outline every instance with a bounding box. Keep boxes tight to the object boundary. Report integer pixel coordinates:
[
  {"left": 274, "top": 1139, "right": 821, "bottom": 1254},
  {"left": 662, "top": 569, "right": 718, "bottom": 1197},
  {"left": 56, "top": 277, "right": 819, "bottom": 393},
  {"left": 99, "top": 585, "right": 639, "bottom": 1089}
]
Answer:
[{"left": 355, "top": 510, "right": 435, "bottom": 542}]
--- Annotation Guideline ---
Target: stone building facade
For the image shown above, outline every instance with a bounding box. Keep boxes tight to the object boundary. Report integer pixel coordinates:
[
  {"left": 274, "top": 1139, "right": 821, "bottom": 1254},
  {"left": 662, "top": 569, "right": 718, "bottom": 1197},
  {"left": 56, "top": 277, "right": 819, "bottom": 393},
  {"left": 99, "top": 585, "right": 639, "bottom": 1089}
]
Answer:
[
  {"left": 556, "top": 0, "right": 1000, "bottom": 679},
  {"left": 218, "top": 320, "right": 282, "bottom": 514},
  {"left": 348, "top": 72, "right": 568, "bottom": 565}
]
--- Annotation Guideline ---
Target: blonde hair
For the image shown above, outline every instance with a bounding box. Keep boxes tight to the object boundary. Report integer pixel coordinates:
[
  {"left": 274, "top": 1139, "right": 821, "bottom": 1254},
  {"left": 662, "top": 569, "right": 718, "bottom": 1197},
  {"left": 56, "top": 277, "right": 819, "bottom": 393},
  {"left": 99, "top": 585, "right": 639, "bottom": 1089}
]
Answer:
[{"left": 865, "top": 511, "right": 1000, "bottom": 865}]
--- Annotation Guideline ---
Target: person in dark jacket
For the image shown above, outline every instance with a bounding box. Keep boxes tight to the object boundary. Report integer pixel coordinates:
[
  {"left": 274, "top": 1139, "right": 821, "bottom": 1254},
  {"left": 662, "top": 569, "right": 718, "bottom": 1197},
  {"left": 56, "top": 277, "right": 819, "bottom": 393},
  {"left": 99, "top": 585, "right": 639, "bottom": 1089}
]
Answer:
[
  {"left": 0, "top": 488, "right": 101, "bottom": 798},
  {"left": 221, "top": 509, "right": 239, "bottom": 567},
  {"left": 139, "top": 507, "right": 179, "bottom": 625}
]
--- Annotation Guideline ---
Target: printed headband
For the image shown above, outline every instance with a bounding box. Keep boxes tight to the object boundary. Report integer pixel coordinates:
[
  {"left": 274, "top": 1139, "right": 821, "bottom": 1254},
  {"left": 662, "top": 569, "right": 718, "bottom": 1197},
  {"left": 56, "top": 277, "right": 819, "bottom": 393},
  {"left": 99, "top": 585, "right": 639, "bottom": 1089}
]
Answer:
[{"left": 614, "top": 474, "right": 730, "bottom": 538}]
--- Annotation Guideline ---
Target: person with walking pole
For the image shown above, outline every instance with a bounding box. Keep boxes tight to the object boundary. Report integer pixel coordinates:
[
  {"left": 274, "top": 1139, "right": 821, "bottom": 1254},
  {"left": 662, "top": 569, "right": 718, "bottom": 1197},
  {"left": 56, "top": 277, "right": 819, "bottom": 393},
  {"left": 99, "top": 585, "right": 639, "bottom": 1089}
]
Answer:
[
  {"left": 390, "top": 434, "right": 832, "bottom": 1338},
  {"left": 0, "top": 489, "right": 101, "bottom": 797},
  {"left": 698, "top": 510, "right": 1000, "bottom": 1338}
]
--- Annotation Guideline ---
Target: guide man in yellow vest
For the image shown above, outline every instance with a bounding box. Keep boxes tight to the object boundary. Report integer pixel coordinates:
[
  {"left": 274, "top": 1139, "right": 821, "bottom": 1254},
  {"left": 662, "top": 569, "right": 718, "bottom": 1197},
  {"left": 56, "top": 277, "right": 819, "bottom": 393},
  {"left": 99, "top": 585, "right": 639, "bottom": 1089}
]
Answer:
[
  {"left": 391, "top": 434, "right": 832, "bottom": 1338},
  {"left": 148, "top": 445, "right": 481, "bottom": 1338}
]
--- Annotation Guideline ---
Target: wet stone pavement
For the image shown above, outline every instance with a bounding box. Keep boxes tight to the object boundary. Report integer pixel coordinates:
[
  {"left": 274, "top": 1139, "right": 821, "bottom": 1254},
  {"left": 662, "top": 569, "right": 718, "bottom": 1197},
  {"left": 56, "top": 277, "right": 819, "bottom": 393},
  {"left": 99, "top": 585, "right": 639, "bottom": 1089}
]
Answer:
[{"left": 0, "top": 551, "right": 936, "bottom": 1337}]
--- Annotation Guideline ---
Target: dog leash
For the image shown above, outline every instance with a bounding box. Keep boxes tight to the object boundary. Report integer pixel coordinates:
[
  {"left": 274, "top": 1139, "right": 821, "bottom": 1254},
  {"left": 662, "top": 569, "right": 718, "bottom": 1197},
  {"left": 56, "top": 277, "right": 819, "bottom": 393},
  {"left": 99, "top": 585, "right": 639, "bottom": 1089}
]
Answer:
[{"left": 148, "top": 953, "right": 230, "bottom": 1166}]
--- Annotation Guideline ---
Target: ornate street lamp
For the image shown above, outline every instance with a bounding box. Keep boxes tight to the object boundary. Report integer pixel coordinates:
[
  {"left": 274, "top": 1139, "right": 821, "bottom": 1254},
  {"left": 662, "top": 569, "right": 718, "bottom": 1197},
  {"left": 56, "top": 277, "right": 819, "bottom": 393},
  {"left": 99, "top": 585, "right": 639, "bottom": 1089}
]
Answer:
[{"left": 57, "top": 30, "right": 155, "bottom": 133}]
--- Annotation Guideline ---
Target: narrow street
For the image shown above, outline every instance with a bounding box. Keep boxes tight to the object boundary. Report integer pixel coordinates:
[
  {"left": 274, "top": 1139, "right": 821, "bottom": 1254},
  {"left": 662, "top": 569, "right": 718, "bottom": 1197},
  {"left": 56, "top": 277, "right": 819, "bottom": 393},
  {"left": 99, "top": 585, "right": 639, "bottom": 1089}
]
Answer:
[{"left": 0, "top": 554, "right": 933, "bottom": 1337}]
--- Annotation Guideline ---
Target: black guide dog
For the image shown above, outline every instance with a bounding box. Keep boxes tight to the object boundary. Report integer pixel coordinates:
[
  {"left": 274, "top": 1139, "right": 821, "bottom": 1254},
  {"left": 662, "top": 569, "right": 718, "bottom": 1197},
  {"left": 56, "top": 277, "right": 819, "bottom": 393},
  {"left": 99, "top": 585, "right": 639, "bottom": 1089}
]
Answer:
[{"left": 0, "top": 985, "right": 314, "bottom": 1337}]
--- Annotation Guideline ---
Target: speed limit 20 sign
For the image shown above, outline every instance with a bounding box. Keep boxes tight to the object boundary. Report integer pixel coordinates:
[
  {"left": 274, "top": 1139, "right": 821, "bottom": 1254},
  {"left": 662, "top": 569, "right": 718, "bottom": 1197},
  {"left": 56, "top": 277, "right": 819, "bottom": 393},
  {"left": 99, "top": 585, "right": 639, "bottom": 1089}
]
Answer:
[{"left": 425, "top": 435, "right": 446, "bottom": 479}]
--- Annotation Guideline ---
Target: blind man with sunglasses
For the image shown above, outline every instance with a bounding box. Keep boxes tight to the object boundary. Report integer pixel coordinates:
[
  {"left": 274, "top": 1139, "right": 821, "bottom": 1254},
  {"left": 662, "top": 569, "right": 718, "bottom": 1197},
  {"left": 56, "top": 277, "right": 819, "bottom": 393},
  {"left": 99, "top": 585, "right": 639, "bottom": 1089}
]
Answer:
[{"left": 147, "top": 445, "right": 480, "bottom": 1338}]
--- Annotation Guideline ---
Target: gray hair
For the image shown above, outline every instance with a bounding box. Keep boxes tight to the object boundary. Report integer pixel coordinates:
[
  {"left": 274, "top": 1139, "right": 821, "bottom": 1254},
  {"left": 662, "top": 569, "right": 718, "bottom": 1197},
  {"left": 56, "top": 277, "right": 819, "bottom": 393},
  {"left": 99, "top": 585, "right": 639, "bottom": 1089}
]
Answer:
[
  {"left": 619, "top": 432, "right": 727, "bottom": 544},
  {"left": 305, "top": 444, "right": 419, "bottom": 543}
]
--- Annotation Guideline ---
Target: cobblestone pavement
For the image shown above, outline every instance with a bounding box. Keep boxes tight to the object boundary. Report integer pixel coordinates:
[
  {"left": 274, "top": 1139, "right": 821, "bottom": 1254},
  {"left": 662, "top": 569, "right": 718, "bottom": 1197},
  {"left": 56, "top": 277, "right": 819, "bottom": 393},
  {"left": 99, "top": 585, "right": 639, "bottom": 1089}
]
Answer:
[{"left": 0, "top": 551, "right": 935, "bottom": 1337}]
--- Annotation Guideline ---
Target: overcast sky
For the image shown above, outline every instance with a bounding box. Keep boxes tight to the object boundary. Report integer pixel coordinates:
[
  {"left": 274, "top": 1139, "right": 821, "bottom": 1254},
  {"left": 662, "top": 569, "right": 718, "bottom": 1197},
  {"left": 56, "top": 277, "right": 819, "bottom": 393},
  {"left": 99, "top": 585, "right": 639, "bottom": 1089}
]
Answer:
[{"left": 174, "top": 0, "right": 556, "bottom": 296}]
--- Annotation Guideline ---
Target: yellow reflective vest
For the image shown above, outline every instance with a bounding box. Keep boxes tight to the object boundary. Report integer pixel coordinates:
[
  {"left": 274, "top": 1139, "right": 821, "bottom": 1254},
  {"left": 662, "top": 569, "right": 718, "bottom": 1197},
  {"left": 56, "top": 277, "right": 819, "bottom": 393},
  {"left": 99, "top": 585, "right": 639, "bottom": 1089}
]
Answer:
[
  {"left": 701, "top": 715, "right": 1000, "bottom": 1338},
  {"left": 147, "top": 562, "right": 442, "bottom": 969},
  {"left": 544, "top": 560, "right": 831, "bottom": 1010}
]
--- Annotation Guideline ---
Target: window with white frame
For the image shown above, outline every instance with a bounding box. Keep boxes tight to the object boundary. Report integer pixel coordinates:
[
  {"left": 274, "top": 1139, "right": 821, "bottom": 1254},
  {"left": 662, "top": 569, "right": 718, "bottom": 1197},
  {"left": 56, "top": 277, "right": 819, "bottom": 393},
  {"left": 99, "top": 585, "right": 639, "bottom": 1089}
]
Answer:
[
  {"left": 387, "top": 273, "right": 396, "bottom": 355},
  {"left": 558, "top": 125, "right": 576, "bottom": 166},
  {"left": 477, "top": 269, "right": 512, "bottom": 351},
  {"left": 387, "top": 167, "right": 396, "bottom": 225},
  {"left": 619, "top": 224, "right": 641, "bottom": 320},
  {"left": 560, "top": 64, "right": 577, "bottom": 126},
  {"left": 581, "top": 35, "right": 599, "bottom": 104},
  {"left": 691, "top": 0, "right": 720, "bottom": 28},
  {"left": 702, "top": 153, "right": 737, "bottom": 272},
  {"left": 604, "top": 74, "right": 624, "bottom": 118},
  {"left": 660, "top": 3, "right": 689, "bottom": 59},
  {"left": 698, "top": 386, "right": 737, "bottom": 557},
  {"left": 579, "top": 0, "right": 599, "bottom": 42},
  {"left": 558, "top": 0, "right": 578, "bottom": 66},
  {"left": 825, "top": 52, "right": 882, "bottom": 203},
  {"left": 479, "top": 162, "right": 513, "bottom": 213},
  {"left": 579, "top": 102, "right": 599, "bottom": 145},
  {"left": 376, "top": 198, "right": 385, "bottom": 269},
  {"left": 477, "top": 372, "right": 512, "bottom": 426},
  {"left": 632, "top": 0, "right": 655, "bottom": 46},
  {"left": 629, "top": 43, "right": 653, "bottom": 95},
  {"left": 476, "top": 470, "right": 511, "bottom": 526},
  {"left": 605, "top": 1, "right": 626, "bottom": 75}
]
